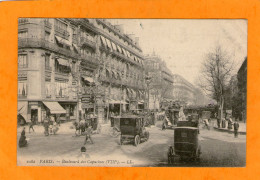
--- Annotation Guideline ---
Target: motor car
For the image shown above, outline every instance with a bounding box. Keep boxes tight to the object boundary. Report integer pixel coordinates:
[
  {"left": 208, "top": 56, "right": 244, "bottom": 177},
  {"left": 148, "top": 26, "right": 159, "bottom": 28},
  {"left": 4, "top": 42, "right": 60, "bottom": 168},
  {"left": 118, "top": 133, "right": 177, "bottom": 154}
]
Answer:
[
  {"left": 119, "top": 114, "right": 149, "bottom": 146},
  {"left": 168, "top": 125, "right": 201, "bottom": 164}
]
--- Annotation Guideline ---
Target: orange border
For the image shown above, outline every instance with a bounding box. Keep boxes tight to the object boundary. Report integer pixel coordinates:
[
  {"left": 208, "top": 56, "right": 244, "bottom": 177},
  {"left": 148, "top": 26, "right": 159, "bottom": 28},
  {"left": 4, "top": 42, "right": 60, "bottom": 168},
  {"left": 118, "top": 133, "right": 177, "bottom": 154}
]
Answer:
[{"left": 0, "top": 0, "right": 258, "bottom": 179}]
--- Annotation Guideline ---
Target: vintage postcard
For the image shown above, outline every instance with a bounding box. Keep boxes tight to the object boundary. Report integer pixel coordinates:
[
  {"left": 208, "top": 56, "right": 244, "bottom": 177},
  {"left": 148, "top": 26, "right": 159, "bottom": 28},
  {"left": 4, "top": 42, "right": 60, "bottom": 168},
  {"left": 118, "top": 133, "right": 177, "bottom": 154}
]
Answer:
[{"left": 17, "top": 18, "right": 247, "bottom": 167}]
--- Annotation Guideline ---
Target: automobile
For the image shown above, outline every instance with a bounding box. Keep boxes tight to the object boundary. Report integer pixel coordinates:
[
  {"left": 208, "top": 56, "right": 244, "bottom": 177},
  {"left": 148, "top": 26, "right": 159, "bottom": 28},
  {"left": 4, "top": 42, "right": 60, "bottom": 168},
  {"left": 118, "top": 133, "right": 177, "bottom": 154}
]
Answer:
[
  {"left": 168, "top": 125, "right": 201, "bottom": 164},
  {"left": 119, "top": 114, "right": 149, "bottom": 146}
]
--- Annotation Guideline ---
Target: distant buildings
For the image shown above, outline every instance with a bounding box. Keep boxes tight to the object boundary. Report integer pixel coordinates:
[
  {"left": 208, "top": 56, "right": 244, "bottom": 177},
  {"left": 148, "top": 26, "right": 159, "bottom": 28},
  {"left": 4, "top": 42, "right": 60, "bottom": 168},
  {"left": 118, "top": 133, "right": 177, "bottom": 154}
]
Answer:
[{"left": 144, "top": 54, "right": 174, "bottom": 110}]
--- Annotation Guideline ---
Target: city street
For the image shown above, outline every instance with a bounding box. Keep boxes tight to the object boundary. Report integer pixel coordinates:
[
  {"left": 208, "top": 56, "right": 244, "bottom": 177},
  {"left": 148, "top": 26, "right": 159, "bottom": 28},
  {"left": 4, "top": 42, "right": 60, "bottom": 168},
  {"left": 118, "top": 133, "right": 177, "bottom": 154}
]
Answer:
[{"left": 17, "top": 122, "right": 246, "bottom": 167}]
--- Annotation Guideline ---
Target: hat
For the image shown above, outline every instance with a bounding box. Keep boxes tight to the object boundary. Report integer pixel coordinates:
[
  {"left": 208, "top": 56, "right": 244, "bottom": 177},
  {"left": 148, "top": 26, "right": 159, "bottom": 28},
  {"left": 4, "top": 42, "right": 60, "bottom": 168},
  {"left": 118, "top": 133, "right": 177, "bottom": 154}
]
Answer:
[{"left": 81, "top": 146, "right": 86, "bottom": 152}]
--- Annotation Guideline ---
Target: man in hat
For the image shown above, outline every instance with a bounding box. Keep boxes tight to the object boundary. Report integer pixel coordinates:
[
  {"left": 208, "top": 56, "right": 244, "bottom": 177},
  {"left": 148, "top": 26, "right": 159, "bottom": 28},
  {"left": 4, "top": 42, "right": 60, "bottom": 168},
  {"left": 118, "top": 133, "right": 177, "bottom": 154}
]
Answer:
[{"left": 234, "top": 120, "right": 240, "bottom": 138}]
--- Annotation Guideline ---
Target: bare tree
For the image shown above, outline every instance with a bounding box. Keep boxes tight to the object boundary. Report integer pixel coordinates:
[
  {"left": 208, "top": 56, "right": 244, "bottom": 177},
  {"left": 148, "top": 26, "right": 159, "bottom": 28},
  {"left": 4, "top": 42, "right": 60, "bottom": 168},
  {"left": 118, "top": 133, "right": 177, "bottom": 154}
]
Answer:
[{"left": 198, "top": 45, "right": 234, "bottom": 121}]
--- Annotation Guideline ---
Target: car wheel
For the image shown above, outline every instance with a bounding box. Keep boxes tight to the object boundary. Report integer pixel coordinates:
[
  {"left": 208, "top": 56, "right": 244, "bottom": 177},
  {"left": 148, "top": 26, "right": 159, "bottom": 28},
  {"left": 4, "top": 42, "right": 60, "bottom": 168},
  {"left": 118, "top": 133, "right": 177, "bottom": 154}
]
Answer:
[{"left": 134, "top": 135, "right": 140, "bottom": 146}]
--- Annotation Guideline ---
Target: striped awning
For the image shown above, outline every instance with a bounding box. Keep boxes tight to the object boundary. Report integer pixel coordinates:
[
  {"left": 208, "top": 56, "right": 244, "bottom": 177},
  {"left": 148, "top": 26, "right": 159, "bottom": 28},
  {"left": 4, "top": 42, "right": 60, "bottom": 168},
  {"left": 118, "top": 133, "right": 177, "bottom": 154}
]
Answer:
[
  {"left": 111, "top": 41, "right": 117, "bottom": 51},
  {"left": 43, "top": 101, "right": 66, "bottom": 114},
  {"left": 116, "top": 45, "right": 122, "bottom": 53},
  {"left": 100, "top": 36, "right": 107, "bottom": 46},
  {"left": 122, "top": 48, "right": 127, "bottom": 55},
  {"left": 55, "top": 36, "right": 71, "bottom": 47},
  {"left": 82, "top": 76, "right": 94, "bottom": 83},
  {"left": 17, "top": 101, "right": 28, "bottom": 122},
  {"left": 105, "top": 38, "right": 112, "bottom": 49},
  {"left": 72, "top": 43, "right": 80, "bottom": 53}
]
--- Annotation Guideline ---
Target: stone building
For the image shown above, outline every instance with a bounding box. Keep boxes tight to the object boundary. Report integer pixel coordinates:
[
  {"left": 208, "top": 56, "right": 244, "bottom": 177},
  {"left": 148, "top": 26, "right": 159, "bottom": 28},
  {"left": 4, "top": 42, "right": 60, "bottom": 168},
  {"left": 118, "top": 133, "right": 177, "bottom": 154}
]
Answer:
[
  {"left": 144, "top": 54, "right": 174, "bottom": 110},
  {"left": 17, "top": 18, "right": 145, "bottom": 124},
  {"left": 172, "top": 74, "right": 196, "bottom": 105},
  {"left": 237, "top": 57, "right": 247, "bottom": 122}
]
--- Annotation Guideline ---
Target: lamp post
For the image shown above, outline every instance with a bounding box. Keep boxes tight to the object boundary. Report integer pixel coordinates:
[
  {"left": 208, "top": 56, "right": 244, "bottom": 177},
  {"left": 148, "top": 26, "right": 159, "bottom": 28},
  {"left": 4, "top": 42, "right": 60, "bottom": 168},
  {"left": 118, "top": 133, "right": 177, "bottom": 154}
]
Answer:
[{"left": 145, "top": 75, "right": 151, "bottom": 111}]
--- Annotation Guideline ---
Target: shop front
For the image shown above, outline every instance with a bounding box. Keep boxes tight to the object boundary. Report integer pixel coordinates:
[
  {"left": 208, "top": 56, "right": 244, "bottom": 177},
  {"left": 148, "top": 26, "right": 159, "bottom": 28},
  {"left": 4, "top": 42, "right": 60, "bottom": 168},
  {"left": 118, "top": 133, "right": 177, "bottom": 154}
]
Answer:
[{"left": 42, "top": 101, "right": 66, "bottom": 122}]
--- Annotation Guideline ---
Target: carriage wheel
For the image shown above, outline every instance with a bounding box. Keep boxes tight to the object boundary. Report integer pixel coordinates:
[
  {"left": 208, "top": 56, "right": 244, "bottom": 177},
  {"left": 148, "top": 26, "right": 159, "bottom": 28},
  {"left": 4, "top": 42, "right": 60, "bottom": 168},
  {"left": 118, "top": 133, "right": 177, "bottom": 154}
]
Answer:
[{"left": 134, "top": 135, "right": 140, "bottom": 146}]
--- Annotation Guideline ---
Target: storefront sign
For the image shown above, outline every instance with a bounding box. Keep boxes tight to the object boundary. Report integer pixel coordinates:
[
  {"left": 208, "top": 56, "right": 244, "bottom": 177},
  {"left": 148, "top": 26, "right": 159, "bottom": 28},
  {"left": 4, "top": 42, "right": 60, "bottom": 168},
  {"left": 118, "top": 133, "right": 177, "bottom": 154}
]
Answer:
[{"left": 82, "top": 103, "right": 94, "bottom": 109}]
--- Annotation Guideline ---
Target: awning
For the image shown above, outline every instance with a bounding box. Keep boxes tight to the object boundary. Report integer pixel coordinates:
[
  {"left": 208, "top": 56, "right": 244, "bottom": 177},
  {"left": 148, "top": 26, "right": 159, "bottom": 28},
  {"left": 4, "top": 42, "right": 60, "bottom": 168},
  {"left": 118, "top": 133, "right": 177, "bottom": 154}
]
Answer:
[
  {"left": 17, "top": 101, "right": 28, "bottom": 122},
  {"left": 43, "top": 101, "right": 66, "bottom": 114},
  {"left": 73, "top": 43, "right": 80, "bottom": 53},
  {"left": 105, "top": 38, "right": 112, "bottom": 49},
  {"left": 122, "top": 48, "right": 127, "bottom": 55},
  {"left": 111, "top": 41, "right": 117, "bottom": 51},
  {"left": 116, "top": 45, "right": 122, "bottom": 53},
  {"left": 100, "top": 36, "right": 107, "bottom": 47},
  {"left": 82, "top": 76, "right": 94, "bottom": 83},
  {"left": 55, "top": 36, "right": 71, "bottom": 47},
  {"left": 57, "top": 58, "right": 69, "bottom": 67},
  {"left": 138, "top": 101, "right": 144, "bottom": 105},
  {"left": 125, "top": 50, "right": 129, "bottom": 57}
]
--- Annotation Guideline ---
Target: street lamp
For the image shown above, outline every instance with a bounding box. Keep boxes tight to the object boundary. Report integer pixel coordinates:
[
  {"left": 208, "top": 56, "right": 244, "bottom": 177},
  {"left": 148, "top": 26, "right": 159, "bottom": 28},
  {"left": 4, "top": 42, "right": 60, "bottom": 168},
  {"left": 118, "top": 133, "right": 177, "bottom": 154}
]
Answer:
[{"left": 145, "top": 75, "right": 152, "bottom": 111}]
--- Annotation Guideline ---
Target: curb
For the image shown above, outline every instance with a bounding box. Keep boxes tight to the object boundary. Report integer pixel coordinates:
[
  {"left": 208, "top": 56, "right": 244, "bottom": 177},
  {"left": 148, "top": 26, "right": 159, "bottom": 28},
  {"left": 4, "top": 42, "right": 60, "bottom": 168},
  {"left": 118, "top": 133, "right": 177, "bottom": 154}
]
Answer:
[{"left": 213, "top": 127, "right": 246, "bottom": 135}]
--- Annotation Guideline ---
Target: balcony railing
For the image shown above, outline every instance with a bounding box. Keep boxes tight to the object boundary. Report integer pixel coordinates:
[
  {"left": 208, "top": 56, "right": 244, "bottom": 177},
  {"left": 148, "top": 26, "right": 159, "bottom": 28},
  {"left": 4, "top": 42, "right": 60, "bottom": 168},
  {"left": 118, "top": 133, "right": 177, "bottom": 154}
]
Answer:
[
  {"left": 54, "top": 26, "right": 70, "bottom": 40},
  {"left": 18, "top": 38, "right": 99, "bottom": 66},
  {"left": 111, "top": 50, "right": 141, "bottom": 67},
  {"left": 18, "top": 64, "right": 28, "bottom": 69},
  {"left": 55, "top": 71, "right": 70, "bottom": 77},
  {"left": 44, "top": 20, "right": 52, "bottom": 29},
  {"left": 18, "top": 18, "right": 29, "bottom": 24},
  {"left": 18, "top": 94, "right": 27, "bottom": 99}
]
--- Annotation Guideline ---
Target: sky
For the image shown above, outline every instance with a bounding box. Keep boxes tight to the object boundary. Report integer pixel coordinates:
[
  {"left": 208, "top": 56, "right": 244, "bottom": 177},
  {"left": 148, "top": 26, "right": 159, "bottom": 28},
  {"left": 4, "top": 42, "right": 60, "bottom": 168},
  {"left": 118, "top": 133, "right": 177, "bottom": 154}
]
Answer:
[{"left": 108, "top": 19, "right": 247, "bottom": 86}]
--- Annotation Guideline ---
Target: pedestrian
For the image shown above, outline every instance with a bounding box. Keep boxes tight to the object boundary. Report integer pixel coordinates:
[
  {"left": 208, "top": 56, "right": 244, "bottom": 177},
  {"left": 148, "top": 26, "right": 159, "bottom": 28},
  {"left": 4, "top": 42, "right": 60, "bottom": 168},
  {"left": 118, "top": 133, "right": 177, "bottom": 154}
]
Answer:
[
  {"left": 203, "top": 119, "right": 210, "bottom": 130},
  {"left": 19, "top": 127, "right": 28, "bottom": 148},
  {"left": 78, "top": 146, "right": 90, "bottom": 159},
  {"left": 228, "top": 117, "right": 233, "bottom": 130},
  {"left": 84, "top": 125, "right": 94, "bottom": 144},
  {"left": 29, "top": 115, "right": 35, "bottom": 133},
  {"left": 234, "top": 120, "right": 239, "bottom": 138},
  {"left": 43, "top": 116, "right": 50, "bottom": 136}
]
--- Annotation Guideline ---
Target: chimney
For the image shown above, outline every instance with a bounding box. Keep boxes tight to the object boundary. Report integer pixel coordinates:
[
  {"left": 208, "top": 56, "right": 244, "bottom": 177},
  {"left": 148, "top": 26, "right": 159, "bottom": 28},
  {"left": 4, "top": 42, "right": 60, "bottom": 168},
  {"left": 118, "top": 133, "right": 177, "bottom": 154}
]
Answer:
[{"left": 114, "top": 24, "right": 124, "bottom": 34}]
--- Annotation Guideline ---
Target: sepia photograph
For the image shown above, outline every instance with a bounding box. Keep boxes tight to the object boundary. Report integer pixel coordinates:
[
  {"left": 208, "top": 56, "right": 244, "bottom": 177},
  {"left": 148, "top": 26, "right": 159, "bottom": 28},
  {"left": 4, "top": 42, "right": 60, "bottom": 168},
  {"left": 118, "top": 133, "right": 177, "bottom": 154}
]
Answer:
[{"left": 17, "top": 18, "right": 247, "bottom": 167}]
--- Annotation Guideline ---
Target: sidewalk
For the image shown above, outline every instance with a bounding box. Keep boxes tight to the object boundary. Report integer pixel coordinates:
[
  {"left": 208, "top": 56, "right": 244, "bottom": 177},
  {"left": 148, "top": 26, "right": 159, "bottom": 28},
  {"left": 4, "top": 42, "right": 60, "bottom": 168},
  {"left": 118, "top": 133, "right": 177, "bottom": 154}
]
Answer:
[
  {"left": 18, "top": 121, "right": 113, "bottom": 135},
  {"left": 213, "top": 122, "right": 247, "bottom": 135}
]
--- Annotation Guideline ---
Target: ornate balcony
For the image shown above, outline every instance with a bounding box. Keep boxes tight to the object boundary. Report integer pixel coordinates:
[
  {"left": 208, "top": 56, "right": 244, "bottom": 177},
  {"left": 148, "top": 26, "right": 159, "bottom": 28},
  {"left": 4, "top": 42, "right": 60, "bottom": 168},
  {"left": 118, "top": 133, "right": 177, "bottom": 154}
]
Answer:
[{"left": 18, "top": 38, "right": 99, "bottom": 66}]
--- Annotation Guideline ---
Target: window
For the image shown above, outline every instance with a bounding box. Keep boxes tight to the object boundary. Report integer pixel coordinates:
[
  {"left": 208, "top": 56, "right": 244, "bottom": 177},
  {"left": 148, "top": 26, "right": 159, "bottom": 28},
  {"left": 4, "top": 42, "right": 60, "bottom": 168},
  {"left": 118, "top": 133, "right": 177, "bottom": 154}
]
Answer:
[
  {"left": 55, "top": 59, "right": 70, "bottom": 74},
  {"left": 18, "top": 82, "right": 27, "bottom": 96},
  {"left": 72, "top": 28, "right": 77, "bottom": 41},
  {"left": 45, "top": 54, "right": 50, "bottom": 69},
  {"left": 55, "top": 81, "right": 69, "bottom": 97},
  {"left": 45, "top": 31, "right": 50, "bottom": 41},
  {"left": 18, "top": 54, "right": 28, "bottom": 68},
  {"left": 45, "top": 82, "right": 52, "bottom": 97},
  {"left": 18, "top": 31, "right": 28, "bottom": 38},
  {"left": 54, "top": 19, "right": 67, "bottom": 32}
]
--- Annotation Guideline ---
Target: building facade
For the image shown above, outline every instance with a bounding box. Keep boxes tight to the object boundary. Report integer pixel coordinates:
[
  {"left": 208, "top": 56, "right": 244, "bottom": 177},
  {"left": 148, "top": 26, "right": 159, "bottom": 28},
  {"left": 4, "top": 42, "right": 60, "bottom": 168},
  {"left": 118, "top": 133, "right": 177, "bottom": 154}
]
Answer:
[
  {"left": 172, "top": 74, "right": 196, "bottom": 105},
  {"left": 17, "top": 18, "right": 145, "bottom": 124},
  {"left": 144, "top": 54, "right": 174, "bottom": 110},
  {"left": 237, "top": 57, "right": 247, "bottom": 122}
]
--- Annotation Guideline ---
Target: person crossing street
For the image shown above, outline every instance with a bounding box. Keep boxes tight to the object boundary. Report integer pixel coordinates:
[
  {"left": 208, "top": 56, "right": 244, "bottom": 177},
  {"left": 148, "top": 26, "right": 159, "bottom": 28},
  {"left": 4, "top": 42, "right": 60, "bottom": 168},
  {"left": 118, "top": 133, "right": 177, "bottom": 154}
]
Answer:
[{"left": 84, "top": 125, "right": 94, "bottom": 144}]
